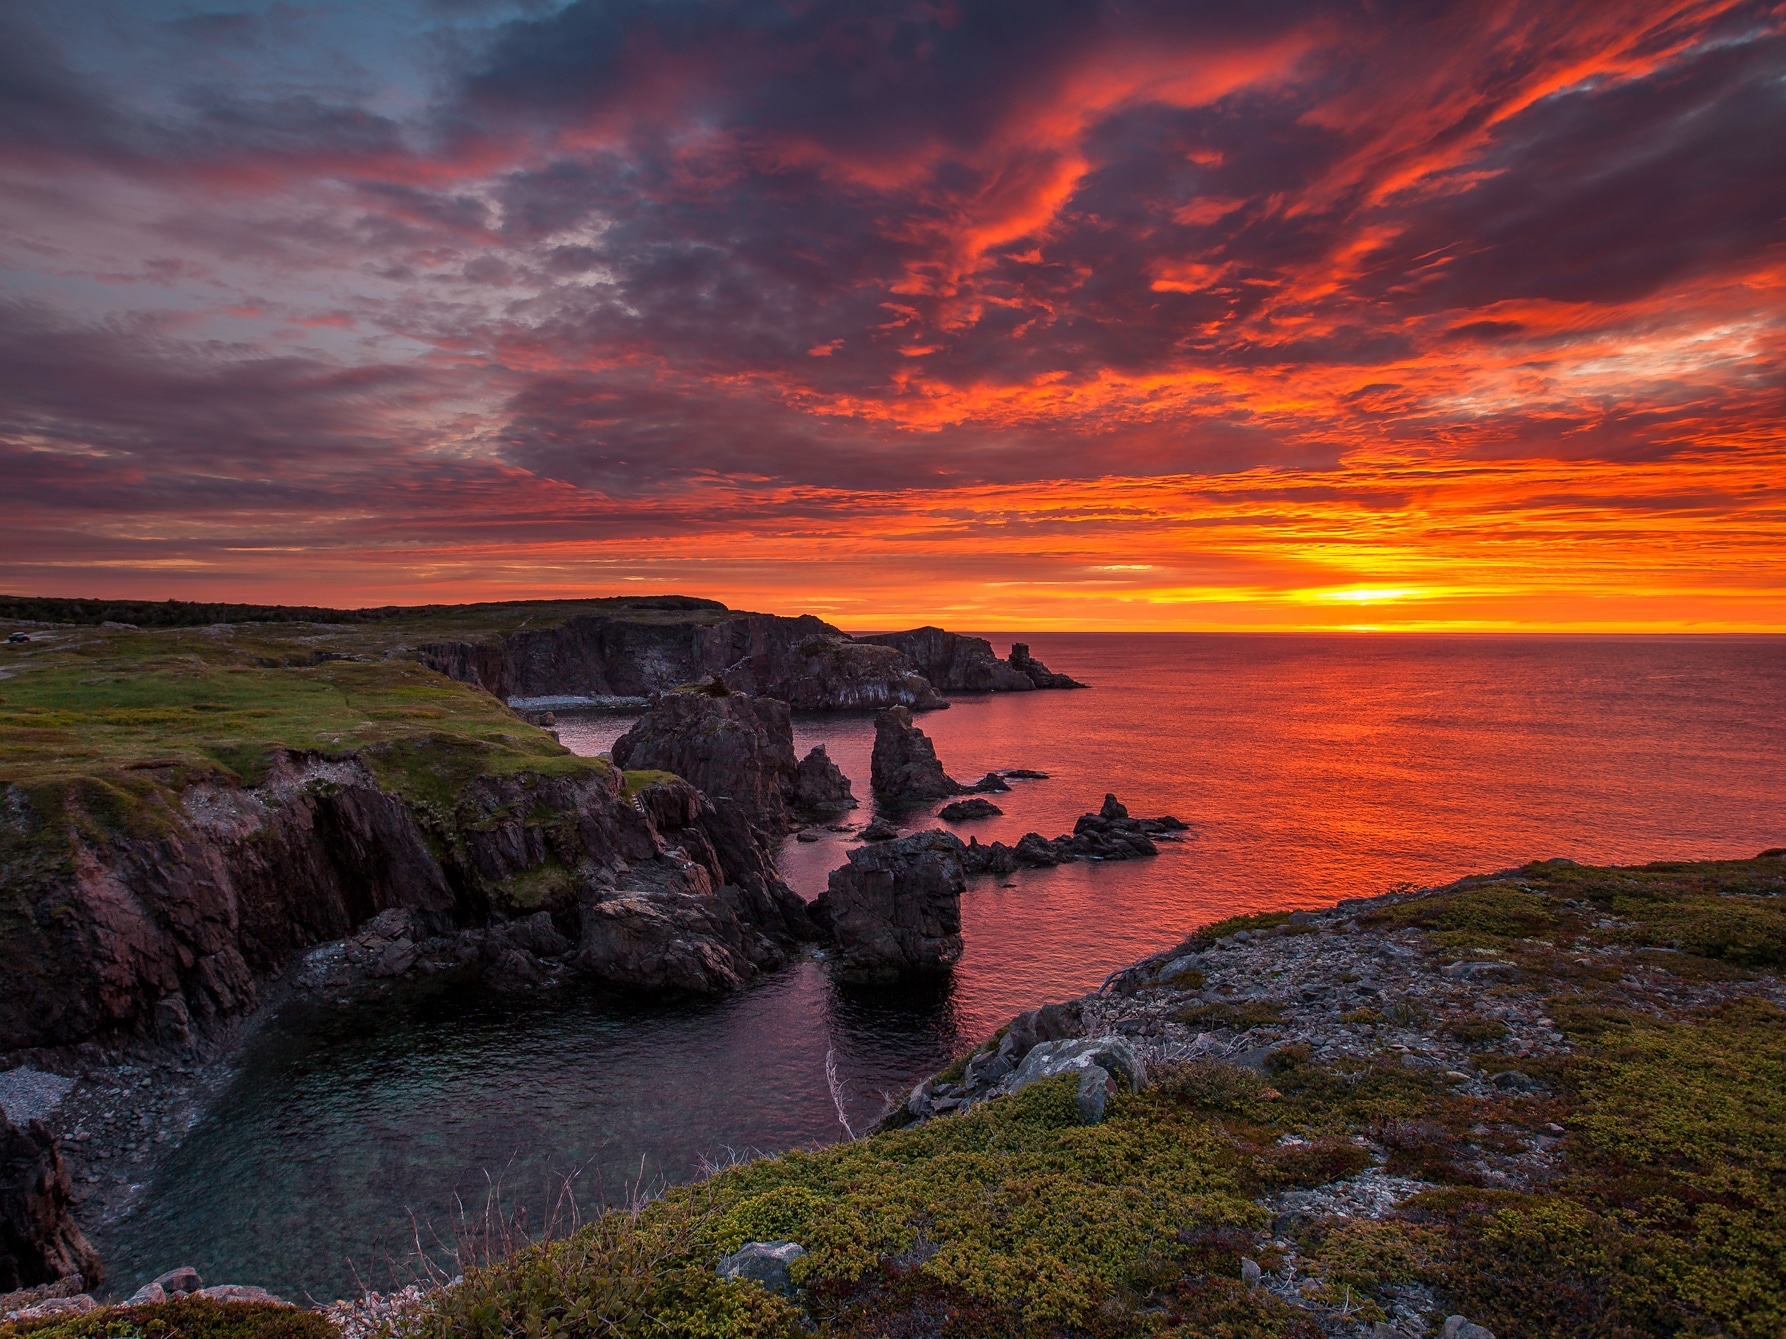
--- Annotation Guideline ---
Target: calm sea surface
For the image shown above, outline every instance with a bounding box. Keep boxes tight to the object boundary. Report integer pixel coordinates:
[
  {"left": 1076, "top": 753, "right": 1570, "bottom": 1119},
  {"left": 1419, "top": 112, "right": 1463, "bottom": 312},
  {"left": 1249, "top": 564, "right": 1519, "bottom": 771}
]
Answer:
[{"left": 105, "top": 635, "right": 1785, "bottom": 1298}]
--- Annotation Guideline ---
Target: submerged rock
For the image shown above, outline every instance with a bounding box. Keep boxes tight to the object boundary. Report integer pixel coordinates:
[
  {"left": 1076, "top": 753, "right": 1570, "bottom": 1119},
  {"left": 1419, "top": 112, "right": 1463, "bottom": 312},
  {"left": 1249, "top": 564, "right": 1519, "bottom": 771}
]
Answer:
[
  {"left": 0, "top": 1106, "right": 101, "bottom": 1293},
  {"left": 811, "top": 831, "right": 967, "bottom": 980},
  {"left": 870, "top": 706, "right": 960, "bottom": 802}
]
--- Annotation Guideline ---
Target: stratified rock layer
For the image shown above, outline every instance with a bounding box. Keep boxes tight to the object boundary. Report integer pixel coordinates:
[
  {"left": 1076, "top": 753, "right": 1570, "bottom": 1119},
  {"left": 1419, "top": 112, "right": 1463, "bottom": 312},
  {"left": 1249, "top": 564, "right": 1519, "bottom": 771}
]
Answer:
[
  {"left": 811, "top": 830, "right": 967, "bottom": 980},
  {"left": 0, "top": 1107, "right": 100, "bottom": 1292}
]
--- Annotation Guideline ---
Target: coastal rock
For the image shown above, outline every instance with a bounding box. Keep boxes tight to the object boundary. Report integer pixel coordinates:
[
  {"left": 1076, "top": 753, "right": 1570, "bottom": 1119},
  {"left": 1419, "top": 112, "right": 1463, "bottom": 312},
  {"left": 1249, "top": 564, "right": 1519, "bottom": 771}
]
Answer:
[
  {"left": 0, "top": 750, "right": 683, "bottom": 1053},
  {"left": 420, "top": 602, "right": 945, "bottom": 713},
  {"left": 1006, "top": 644, "right": 1086, "bottom": 690},
  {"left": 856, "top": 628, "right": 1035, "bottom": 693},
  {"left": 575, "top": 885, "right": 756, "bottom": 993},
  {"left": 792, "top": 746, "right": 855, "bottom": 813},
  {"left": 611, "top": 690, "right": 800, "bottom": 832},
  {"left": 1004, "top": 1036, "right": 1146, "bottom": 1099},
  {"left": 715, "top": 1240, "right": 806, "bottom": 1296},
  {"left": 870, "top": 707, "right": 960, "bottom": 802},
  {"left": 958, "top": 795, "right": 1180, "bottom": 874},
  {"left": 153, "top": 1266, "right": 202, "bottom": 1296},
  {"left": 810, "top": 831, "right": 967, "bottom": 980},
  {"left": 939, "top": 798, "right": 1002, "bottom": 822},
  {"left": 859, "top": 819, "right": 900, "bottom": 842},
  {"left": 1440, "top": 1318, "right": 1495, "bottom": 1339},
  {"left": 0, "top": 1106, "right": 102, "bottom": 1292}
]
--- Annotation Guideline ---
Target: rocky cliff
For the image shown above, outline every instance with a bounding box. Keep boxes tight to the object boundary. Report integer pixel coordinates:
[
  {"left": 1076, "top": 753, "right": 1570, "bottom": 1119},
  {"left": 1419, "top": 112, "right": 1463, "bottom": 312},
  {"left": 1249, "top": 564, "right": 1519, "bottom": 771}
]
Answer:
[
  {"left": 610, "top": 689, "right": 802, "bottom": 832},
  {"left": 869, "top": 706, "right": 961, "bottom": 801},
  {"left": 0, "top": 1107, "right": 100, "bottom": 1292},
  {"left": 859, "top": 628, "right": 1087, "bottom": 692},
  {"left": 0, "top": 747, "right": 809, "bottom": 1056},
  {"left": 419, "top": 608, "right": 944, "bottom": 712}
]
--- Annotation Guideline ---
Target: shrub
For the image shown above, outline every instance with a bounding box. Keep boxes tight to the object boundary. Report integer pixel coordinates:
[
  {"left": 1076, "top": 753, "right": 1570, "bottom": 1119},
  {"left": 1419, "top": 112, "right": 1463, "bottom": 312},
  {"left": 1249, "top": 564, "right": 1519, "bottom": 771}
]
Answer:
[{"left": 0, "top": 1299, "right": 337, "bottom": 1339}]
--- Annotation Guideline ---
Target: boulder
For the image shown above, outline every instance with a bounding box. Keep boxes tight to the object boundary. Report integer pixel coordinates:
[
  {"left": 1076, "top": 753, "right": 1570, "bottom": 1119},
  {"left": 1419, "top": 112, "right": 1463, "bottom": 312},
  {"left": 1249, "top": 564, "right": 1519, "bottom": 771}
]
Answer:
[
  {"left": 939, "top": 798, "right": 1002, "bottom": 822},
  {"left": 1440, "top": 1318, "right": 1495, "bottom": 1339},
  {"left": 792, "top": 745, "right": 856, "bottom": 813},
  {"left": 870, "top": 707, "right": 960, "bottom": 801},
  {"left": 0, "top": 1106, "right": 101, "bottom": 1293},
  {"left": 153, "top": 1266, "right": 202, "bottom": 1296},
  {"left": 859, "top": 819, "right": 901, "bottom": 842},
  {"left": 811, "top": 831, "right": 967, "bottom": 980},
  {"left": 611, "top": 690, "right": 800, "bottom": 832},
  {"left": 1006, "top": 643, "right": 1086, "bottom": 689},
  {"left": 1004, "top": 1001, "right": 1086, "bottom": 1058},
  {"left": 1002, "top": 1036, "right": 1146, "bottom": 1108},
  {"left": 715, "top": 1240, "right": 806, "bottom": 1296}
]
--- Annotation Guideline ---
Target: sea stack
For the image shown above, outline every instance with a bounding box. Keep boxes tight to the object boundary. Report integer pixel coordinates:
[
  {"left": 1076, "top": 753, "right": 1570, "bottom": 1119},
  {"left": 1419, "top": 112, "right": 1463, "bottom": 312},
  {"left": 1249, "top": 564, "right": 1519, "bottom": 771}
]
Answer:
[{"left": 870, "top": 706, "right": 961, "bottom": 801}]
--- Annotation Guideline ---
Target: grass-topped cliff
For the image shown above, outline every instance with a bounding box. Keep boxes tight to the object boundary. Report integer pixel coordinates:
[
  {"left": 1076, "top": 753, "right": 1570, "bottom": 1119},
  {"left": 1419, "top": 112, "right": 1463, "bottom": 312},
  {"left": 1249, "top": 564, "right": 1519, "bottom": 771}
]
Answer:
[
  {"left": 0, "top": 620, "right": 604, "bottom": 848},
  {"left": 321, "top": 854, "right": 1784, "bottom": 1339}
]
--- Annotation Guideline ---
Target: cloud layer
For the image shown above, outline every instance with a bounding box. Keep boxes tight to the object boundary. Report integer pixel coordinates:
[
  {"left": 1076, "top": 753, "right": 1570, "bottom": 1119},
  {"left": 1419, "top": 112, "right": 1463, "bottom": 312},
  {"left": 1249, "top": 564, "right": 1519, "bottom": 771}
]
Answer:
[{"left": 1, "top": 0, "right": 1781, "bottom": 627}]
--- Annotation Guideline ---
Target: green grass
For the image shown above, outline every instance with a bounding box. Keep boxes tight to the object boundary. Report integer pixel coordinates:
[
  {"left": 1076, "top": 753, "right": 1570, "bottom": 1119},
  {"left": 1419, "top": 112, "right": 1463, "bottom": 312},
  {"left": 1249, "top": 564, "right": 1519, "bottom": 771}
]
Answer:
[
  {"left": 0, "top": 1298, "right": 335, "bottom": 1339},
  {"left": 378, "top": 857, "right": 1786, "bottom": 1338},
  {"left": 0, "top": 626, "right": 607, "bottom": 846}
]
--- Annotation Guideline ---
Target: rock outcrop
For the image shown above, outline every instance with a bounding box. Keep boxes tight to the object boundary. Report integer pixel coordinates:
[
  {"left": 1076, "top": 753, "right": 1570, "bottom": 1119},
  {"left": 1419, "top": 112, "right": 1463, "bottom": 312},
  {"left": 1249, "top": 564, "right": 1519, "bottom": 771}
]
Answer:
[
  {"left": 958, "top": 794, "right": 1187, "bottom": 875},
  {"left": 0, "top": 747, "right": 814, "bottom": 1055},
  {"left": 610, "top": 689, "right": 800, "bottom": 832},
  {"left": 939, "top": 798, "right": 1002, "bottom": 822},
  {"left": 856, "top": 628, "right": 1034, "bottom": 693},
  {"left": 791, "top": 746, "right": 855, "bottom": 813},
  {"left": 810, "top": 831, "right": 967, "bottom": 980},
  {"left": 1007, "top": 643, "right": 1085, "bottom": 689},
  {"left": 419, "top": 602, "right": 945, "bottom": 713},
  {"left": 0, "top": 1106, "right": 100, "bottom": 1292},
  {"left": 870, "top": 707, "right": 960, "bottom": 802}
]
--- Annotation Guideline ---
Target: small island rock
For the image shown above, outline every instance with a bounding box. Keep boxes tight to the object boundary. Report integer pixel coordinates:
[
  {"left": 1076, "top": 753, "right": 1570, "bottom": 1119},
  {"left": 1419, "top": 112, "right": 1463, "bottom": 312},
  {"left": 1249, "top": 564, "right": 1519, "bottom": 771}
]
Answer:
[
  {"left": 811, "top": 830, "right": 967, "bottom": 980},
  {"left": 870, "top": 706, "right": 960, "bottom": 801}
]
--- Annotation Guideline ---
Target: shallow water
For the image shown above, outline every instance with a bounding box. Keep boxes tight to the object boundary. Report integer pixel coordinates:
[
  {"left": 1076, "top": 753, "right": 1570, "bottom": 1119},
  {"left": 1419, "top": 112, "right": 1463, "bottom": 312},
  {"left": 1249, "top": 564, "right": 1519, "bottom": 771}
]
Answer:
[{"left": 106, "top": 634, "right": 1785, "bottom": 1298}]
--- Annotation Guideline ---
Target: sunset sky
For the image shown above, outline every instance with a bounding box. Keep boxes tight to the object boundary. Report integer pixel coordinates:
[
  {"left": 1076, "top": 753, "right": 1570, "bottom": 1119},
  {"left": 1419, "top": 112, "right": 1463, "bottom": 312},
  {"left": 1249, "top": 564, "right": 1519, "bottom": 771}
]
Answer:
[{"left": 2, "top": 0, "right": 1782, "bottom": 630}]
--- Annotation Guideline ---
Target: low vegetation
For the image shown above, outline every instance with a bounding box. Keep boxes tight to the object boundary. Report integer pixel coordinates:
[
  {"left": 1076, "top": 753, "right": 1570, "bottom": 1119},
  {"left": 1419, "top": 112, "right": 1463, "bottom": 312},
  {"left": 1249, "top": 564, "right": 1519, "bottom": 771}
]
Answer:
[
  {"left": 0, "top": 1298, "right": 336, "bottom": 1339},
  {"left": 0, "top": 623, "right": 602, "bottom": 849},
  {"left": 369, "top": 856, "right": 1786, "bottom": 1338}
]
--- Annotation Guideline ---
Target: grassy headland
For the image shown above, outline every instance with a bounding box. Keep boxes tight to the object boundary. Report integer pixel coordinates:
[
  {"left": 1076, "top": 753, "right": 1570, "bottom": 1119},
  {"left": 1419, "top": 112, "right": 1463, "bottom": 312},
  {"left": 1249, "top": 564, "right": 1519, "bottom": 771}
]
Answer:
[
  {"left": 0, "top": 621, "right": 603, "bottom": 848},
  {"left": 369, "top": 855, "right": 1785, "bottom": 1339}
]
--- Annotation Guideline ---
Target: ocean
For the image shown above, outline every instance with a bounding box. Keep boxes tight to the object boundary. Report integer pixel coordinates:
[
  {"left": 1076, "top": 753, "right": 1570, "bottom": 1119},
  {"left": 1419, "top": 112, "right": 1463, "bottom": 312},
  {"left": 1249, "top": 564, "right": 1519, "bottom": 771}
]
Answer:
[{"left": 104, "top": 634, "right": 1785, "bottom": 1299}]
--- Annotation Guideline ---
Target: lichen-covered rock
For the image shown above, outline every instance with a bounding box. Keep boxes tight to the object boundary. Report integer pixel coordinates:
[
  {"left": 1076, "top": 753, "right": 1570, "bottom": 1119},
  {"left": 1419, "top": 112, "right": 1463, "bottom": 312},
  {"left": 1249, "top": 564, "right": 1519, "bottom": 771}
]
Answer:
[
  {"left": 870, "top": 707, "right": 960, "bottom": 801},
  {"left": 611, "top": 690, "right": 799, "bottom": 832},
  {"left": 792, "top": 745, "right": 855, "bottom": 813},
  {"left": 0, "top": 1106, "right": 101, "bottom": 1293},
  {"left": 715, "top": 1240, "right": 806, "bottom": 1296},
  {"left": 810, "top": 830, "right": 967, "bottom": 980}
]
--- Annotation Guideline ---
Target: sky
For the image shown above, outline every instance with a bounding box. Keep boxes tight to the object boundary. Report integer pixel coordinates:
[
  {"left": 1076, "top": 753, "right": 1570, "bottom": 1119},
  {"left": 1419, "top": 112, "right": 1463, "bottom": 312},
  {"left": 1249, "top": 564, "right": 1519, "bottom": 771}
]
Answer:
[{"left": 1, "top": 0, "right": 1782, "bottom": 630}]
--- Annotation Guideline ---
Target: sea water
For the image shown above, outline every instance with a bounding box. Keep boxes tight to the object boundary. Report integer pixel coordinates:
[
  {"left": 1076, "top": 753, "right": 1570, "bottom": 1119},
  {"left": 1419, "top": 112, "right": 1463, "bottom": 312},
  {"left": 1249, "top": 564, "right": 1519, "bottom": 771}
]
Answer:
[{"left": 104, "top": 634, "right": 1785, "bottom": 1299}]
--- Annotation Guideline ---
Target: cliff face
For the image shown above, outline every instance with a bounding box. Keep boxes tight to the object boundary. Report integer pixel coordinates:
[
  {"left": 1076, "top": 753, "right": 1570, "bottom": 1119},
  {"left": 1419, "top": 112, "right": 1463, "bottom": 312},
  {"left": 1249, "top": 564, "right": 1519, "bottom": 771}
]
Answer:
[
  {"left": 419, "top": 612, "right": 944, "bottom": 711},
  {"left": 855, "top": 628, "right": 1034, "bottom": 693},
  {"left": 0, "top": 747, "right": 802, "bottom": 1056},
  {"left": 0, "top": 1109, "right": 100, "bottom": 1291},
  {"left": 611, "top": 691, "right": 800, "bottom": 832}
]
